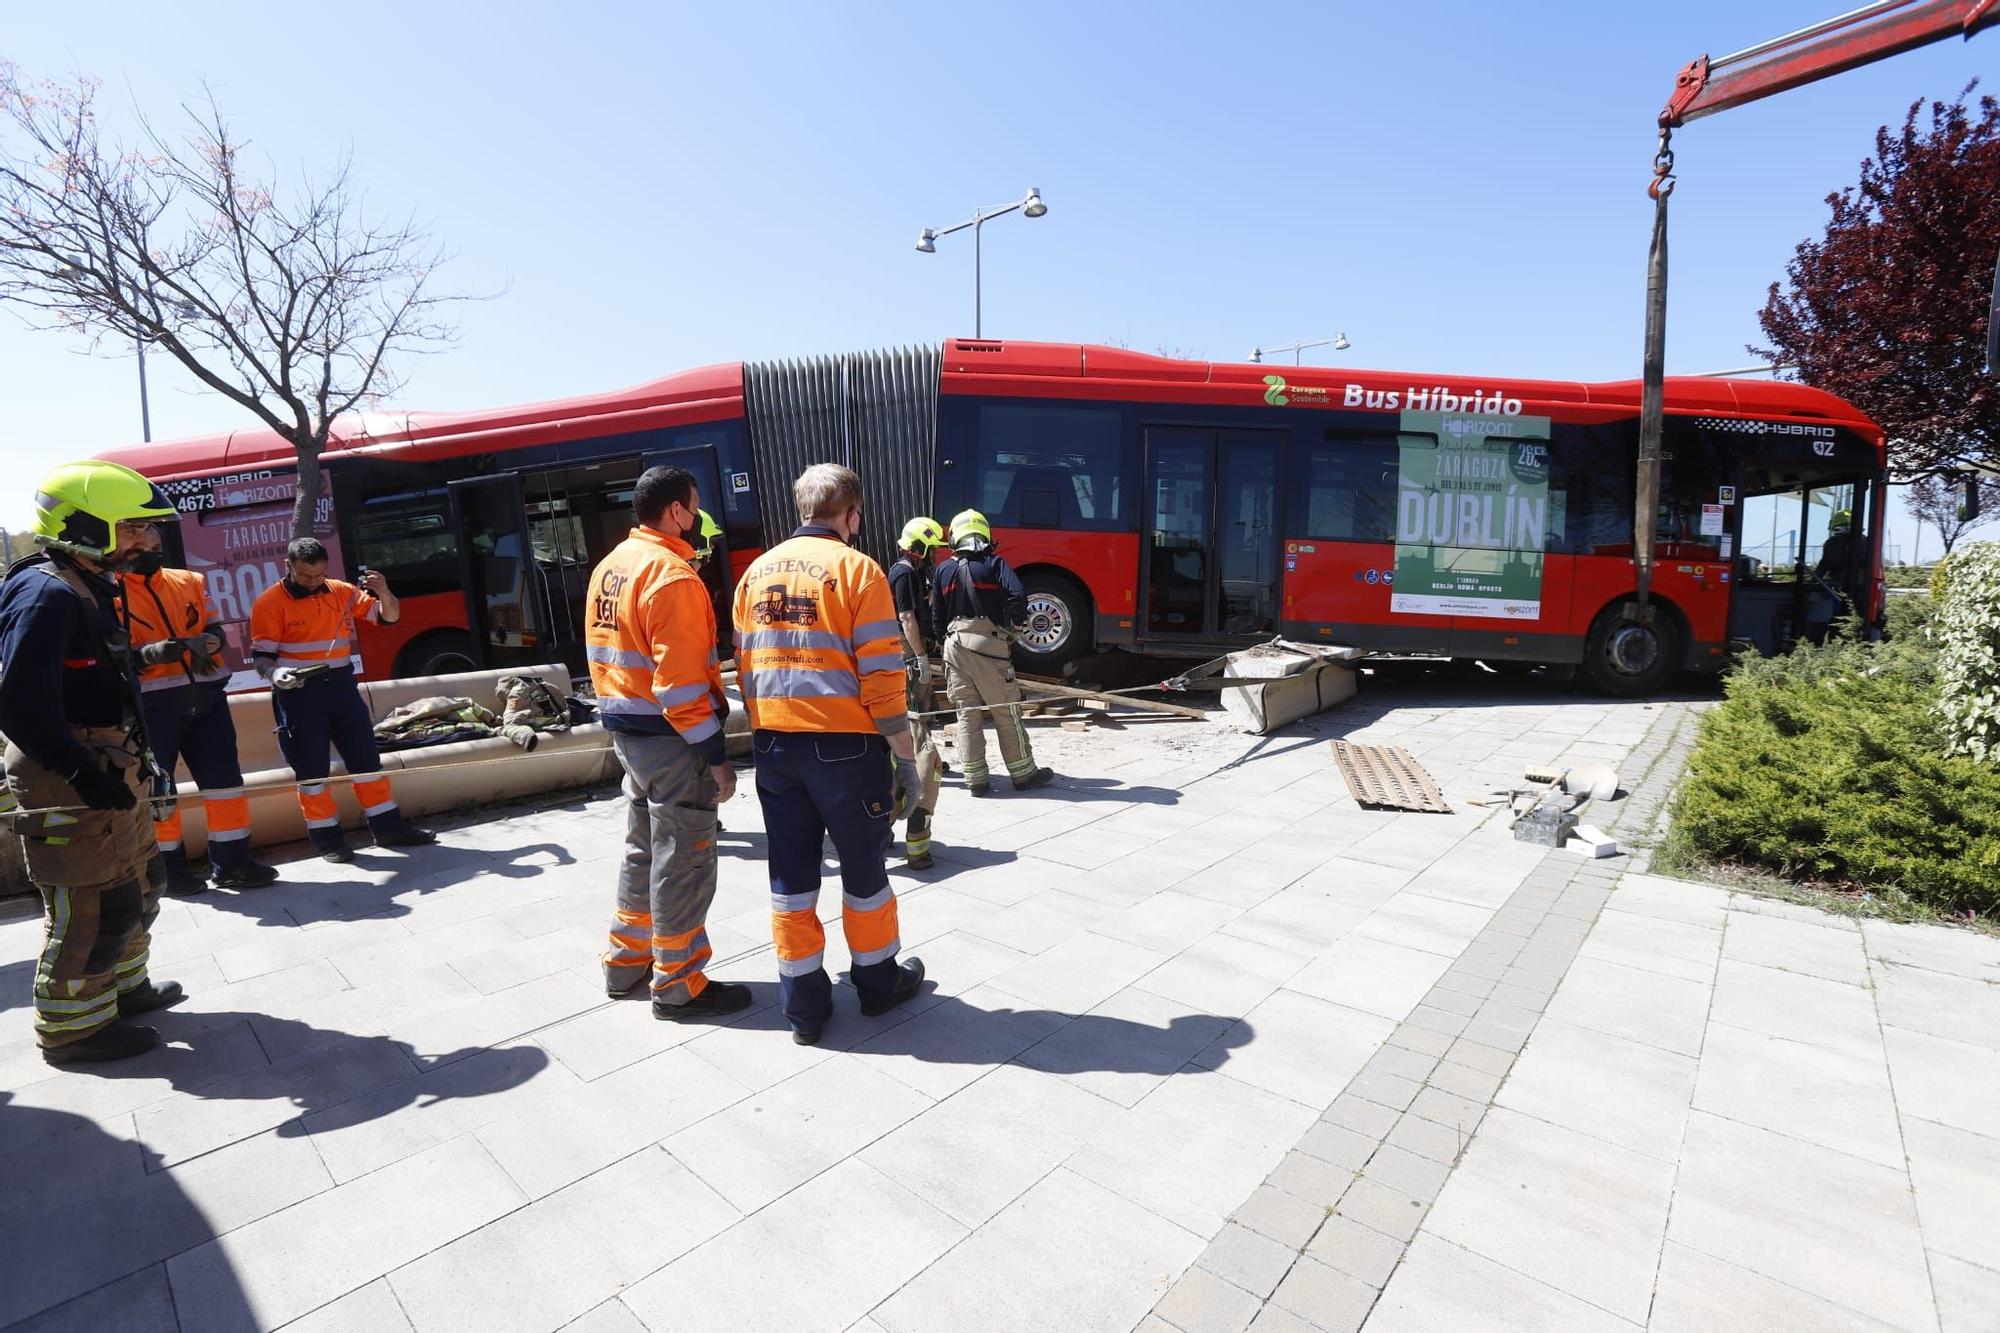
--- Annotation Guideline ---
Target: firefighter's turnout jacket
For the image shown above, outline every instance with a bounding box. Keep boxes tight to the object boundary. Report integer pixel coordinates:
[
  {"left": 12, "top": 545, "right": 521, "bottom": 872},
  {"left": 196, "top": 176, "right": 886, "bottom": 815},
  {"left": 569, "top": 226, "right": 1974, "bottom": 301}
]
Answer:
[{"left": 585, "top": 526, "right": 728, "bottom": 764}]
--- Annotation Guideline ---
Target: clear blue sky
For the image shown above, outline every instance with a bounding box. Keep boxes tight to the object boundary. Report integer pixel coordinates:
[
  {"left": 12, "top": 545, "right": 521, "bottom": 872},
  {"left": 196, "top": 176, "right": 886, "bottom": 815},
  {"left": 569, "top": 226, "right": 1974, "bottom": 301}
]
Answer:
[{"left": 1, "top": 1, "right": 1990, "bottom": 560}]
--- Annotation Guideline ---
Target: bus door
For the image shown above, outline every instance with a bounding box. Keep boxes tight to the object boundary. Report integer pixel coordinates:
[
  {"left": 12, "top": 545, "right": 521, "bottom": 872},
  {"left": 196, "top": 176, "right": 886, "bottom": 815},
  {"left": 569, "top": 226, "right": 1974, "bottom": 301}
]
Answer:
[
  {"left": 642, "top": 443, "right": 731, "bottom": 656},
  {"left": 447, "top": 474, "right": 553, "bottom": 671},
  {"left": 1731, "top": 472, "right": 1874, "bottom": 652},
  {"left": 1140, "top": 426, "right": 1283, "bottom": 646}
]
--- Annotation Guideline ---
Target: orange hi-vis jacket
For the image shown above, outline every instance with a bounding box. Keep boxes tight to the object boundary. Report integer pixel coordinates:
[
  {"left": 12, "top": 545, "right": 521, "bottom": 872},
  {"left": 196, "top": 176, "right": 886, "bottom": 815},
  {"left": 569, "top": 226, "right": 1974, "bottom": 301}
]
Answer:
[
  {"left": 585, "top": 526, "right": 729, "bottom": 764},
  {"left": 121, "top": 567, "right": 229, "bottom": 692},
  {"left": 732, "top": 524, "right": 909, "bottom": 736},
  {"left": 248, "top": 579, "right": 378, "bottom": 672}
]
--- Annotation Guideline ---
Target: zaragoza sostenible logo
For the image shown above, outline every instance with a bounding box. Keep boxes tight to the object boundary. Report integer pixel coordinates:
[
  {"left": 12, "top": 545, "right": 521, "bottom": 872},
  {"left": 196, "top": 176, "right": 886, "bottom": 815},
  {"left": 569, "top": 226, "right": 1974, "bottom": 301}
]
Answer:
[{"left": 1262, "top": 374, "right": 1289, "bottom": 407}]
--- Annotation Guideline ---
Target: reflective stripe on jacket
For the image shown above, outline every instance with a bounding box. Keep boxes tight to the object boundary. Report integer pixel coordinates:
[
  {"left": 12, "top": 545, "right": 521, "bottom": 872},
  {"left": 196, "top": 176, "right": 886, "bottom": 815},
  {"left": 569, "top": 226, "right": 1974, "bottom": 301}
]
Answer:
[
  {"left": 248, "top": 579, "right": 377, "bottom": 670},
  {"left": 121, "top": 567, "right": 229, "bottom": 690},
  {"left": 732, "top": 526, "right": 908, "bottom": 736},
  {"left": 585, "top": 526, "right": 728, "bottom": 765}
]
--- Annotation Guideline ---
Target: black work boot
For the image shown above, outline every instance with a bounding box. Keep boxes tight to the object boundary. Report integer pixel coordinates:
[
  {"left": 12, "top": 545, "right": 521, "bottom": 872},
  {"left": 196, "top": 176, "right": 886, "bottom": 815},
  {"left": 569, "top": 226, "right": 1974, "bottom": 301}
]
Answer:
[
  {"left": 161, "top": 848, "right": 209, "bottom": 897},
  {"left": 211, "top": 841, "right": 280, "bottom": 888},
  {"left": 371, "top": 817, "right": 437, "bottom": 849},
  {"left": 310, "top": 826, "right": 354, "bottom": 864},
  {"left": 653, "top": 980, "right": 754, "bottom": 1022},
  {"left": 859, "top": 957, "right": 926, "bottom": 1017},
  {"left": 1013, "top": 767, "right": 1056, "bottom": 792},
  {"left": 42, "top": 1022, "right": 161, "bottom": 1066},
  {"left": 117, "top": 980, "right": 185, "bottom": 1017}
]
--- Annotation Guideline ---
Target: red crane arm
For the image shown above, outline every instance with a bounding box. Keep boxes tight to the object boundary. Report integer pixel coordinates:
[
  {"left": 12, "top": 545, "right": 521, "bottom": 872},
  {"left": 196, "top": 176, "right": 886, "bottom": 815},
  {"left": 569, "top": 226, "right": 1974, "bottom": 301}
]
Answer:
[{"left": 1663, "top": 0, "right": 2000, "bottom": 128}]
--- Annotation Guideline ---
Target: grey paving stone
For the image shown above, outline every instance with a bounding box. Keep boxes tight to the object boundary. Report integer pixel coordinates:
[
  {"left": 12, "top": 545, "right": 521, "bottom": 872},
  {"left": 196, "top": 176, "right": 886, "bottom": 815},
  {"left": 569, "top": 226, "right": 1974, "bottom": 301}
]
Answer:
[
  {"left": 1322, "top": 1094, "right": 1400, "bottom": 1140},
  {"left": 1485, "top": 981, "right": 1554, "bottom": 1013},
  {"left": 1155, "top": 1266, "right": 1263, "bottom": 1333},
  {"left": 1296, "top": 1120, "right": 1379, "bottom": 1172},
  {"left": 1419, "top": 986, "right": 1483, "bottom": 1018},
  {"left": 873, "top": 1169, "right": 1200, "bottom": 1333},
  {"left": 1446, "top": 955, "right": 1509, "bottom": 983},
  {"left": 1409, "top": 1086, "right": 1487, "bottom": 1135},
  {"left": 1426, "top": 1060, "right": 1504, "bottom": 1104},
  {"left": 628, "top": 1157, "right": 964, "bottom": 1333},
  {"left": 282, "top": 1278, "right": 415, "bottom": 1332},
  {"left": 1336, "top": 1176, "right": 1428, "bottom": 1243},
  {"left": 1403, "top": 1005, "right": 1470, "bottom": 1038},
  {"left": 1348, "top": 1068, "right": 1421, "bottom": 1111},
  {"left": 1363, "top": 1043, "right": 1439, "bottom": 1084},
  {"left": 6, "top": 1265, "right": 177, "bottom": 1333},
  {"left": 1269, "top": 1149, "right": 1355, "bottom": 1206},
  {"left": 1384, "top": 1112, "right": 1467, "bottom": 1165},
  {"left": 1270, "top": 1257, "right": 1378, "bottom": 1329},
  {"left": 1307, "top": 1213, "right": 1408, "bottom": 1289},
  {"left": 1359, "top": 1144, "right": 1452, "bottom": 1201},
  {"left": 1385, "top": 1023, "right": 1455, "bottom": 1058},
  {"left": 1429, "top": 970, "right": 1495, "bottom": 1001},
  {"left": 1246, "top": 1306, "right": 1321, "bottom": 1333},
  {"left": 1233, "top": 1183, "right": 1329, "bottom": 1250},
  {"left": 168, "top": 1136, "right": 526, "bottom": 1332},
  {"left": 1197, "top": 1222, "right": 1301, "bottom": 1299}
]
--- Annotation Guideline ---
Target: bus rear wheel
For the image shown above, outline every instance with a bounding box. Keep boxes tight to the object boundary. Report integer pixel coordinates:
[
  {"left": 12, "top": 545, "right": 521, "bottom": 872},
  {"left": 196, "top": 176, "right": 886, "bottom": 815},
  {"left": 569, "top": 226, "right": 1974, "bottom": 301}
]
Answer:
[
  {"left": 394, "top": 630, "right": 477, "bottom": 680},
  {"left": 1581, "top": 604, "right": 1682, "bottom": 698},
  {"left": 1013, "top": 570, "right": 1092, "bottom": 675}
]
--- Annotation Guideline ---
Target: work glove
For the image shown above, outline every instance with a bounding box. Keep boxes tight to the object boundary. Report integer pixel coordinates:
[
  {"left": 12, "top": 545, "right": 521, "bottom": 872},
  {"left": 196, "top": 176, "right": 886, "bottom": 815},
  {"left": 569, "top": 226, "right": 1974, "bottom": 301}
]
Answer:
[
  {"left": 184, "top": 634, "right": 224, "bottom": 677},
  {"left": 271, "top": 667, "right": 307, "bottom": 690},
  {"left": 893, "top": 756, "right": 922, "bottom": 820},
  {"left": 139, "top": 638, "right": 188, "bottom": 667},
  {"left": 68, "top": 761, "right": 137, "bottom": 811}
]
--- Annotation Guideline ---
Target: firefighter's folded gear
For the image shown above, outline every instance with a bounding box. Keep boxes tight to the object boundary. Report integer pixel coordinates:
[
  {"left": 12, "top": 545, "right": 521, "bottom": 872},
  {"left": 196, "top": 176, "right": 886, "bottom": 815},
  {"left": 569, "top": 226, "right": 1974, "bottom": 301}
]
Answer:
[{"left": 373, "top": 695, "right": 539, "bottom": 751}]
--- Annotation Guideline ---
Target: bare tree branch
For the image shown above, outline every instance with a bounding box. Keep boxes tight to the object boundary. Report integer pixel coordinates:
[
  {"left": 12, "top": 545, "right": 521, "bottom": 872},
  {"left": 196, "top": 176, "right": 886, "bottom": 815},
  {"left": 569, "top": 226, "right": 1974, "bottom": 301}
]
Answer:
[{"left": 0, "top": 62, "right": 475, "bottom": 535}]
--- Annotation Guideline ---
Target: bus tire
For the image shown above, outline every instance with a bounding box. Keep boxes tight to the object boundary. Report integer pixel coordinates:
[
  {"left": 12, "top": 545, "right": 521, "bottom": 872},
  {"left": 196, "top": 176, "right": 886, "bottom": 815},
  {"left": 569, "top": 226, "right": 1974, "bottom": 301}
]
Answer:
[
  {"left": 1013, "top": 570, "right": 1092, "bottom": 674},
  {"left": 394, "top": 630, "right": 477, "bottom": 680},
  {"left": 1581, "top": 602, "right": 1683, "bottom": 698}
]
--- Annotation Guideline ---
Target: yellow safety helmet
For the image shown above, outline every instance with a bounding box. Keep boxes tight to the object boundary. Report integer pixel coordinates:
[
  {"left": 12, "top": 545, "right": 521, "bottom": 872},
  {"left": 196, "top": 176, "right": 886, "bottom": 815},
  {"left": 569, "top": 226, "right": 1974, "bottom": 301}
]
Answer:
[
  {"left": 898, "top": 516, "right": 945, "bottom": 552},
  {"left": 32, "top": 460, "right": 177, "bottom": 560},
  {"left": 1829, "top": 508, "right": 1853, "bottom": 533},
  {"left": 949, "top": 509, "right": 993, "bottom": 552},
  {"left": 693, "top": 508, "right": 723, "bottom": 561}
]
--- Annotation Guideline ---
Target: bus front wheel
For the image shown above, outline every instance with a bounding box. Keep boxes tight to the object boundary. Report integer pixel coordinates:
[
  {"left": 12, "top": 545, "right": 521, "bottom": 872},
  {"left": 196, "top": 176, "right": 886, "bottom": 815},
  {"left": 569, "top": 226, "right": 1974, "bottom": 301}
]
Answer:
[
  {"left": 1013, "top": 570, "right": 1092, "bottom": 674},
  {"left": 1581, "top": 604, "right": 1682, "bottom": 698},
  {"left": 395, "top": 630, "right": 477, "bottom": 681}
]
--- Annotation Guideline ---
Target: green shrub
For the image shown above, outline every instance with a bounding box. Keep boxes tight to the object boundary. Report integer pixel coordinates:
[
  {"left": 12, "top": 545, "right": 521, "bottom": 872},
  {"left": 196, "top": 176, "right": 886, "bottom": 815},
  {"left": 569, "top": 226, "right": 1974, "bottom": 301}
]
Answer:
[
  {"left": 1670, "top": 670, "right": 2000, "bottom": 917},
  {"left": 1935, "top": 541, "right": 2000, "bottom": 761},
  {"left": 1884, "top": 564, "right": 1935, "bottom": 589},
  {"left": 1930, "top": 553, "right": 1957, "bottom": 602}
]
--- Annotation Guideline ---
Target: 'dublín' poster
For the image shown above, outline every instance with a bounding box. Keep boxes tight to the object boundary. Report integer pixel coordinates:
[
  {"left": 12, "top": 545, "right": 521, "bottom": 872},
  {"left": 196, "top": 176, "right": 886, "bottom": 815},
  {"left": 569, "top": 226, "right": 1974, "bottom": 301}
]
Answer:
[{"left": 1391, "top": 411, "right": 1552, "bottom": 620}]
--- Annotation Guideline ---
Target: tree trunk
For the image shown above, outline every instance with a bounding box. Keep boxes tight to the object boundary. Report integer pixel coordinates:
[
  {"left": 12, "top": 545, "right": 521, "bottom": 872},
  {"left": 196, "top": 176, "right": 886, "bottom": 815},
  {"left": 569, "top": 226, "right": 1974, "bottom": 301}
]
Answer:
[{"left": 290, "top": 437, "right": 325, "bottom": 541}]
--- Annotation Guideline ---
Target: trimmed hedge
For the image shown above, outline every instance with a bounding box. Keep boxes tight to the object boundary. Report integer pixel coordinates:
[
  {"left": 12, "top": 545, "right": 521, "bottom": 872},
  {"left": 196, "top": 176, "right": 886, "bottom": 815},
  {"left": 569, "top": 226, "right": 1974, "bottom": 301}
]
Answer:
[{"left": 1936, "top": 542, "right": 2000, "bottom": 761}]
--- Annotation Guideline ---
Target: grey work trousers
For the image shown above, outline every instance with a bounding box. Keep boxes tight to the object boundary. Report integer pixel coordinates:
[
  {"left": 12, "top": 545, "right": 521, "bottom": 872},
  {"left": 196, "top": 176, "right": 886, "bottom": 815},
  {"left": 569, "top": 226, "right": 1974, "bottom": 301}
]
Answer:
[{"left": 606, "top": 730, "right": 721, "bottom": 1004}]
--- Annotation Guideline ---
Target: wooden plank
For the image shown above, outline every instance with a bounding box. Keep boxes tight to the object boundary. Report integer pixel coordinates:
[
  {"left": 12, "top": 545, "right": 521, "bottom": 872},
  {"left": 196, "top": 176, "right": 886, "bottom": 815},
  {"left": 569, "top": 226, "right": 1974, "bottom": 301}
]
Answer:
[{"left": 1018, "top": 680, "right": 1210, "bottom": 719}]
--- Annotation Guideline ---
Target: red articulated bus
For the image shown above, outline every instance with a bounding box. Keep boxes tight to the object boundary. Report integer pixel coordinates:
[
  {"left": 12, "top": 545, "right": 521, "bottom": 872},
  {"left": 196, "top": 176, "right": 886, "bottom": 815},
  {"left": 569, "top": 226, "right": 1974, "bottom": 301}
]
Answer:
[{"left": 101, "top": 339, "right": 1886, "bottom": 697}]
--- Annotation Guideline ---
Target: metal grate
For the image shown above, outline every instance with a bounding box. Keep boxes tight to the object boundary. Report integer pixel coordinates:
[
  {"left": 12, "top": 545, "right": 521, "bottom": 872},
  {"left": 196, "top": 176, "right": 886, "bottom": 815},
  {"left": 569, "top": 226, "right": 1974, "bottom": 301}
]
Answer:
[{"left": 1331, "top": 741, "right": 1451, "bottom": 813}]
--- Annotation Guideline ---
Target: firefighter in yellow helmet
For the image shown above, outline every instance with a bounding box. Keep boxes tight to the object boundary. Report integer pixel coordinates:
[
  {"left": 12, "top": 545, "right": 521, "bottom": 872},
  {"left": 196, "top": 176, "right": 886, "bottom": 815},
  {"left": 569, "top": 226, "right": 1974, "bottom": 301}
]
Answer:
[
  {"left": 888, "top": 517, "right": 945, "bottom": 869},
  {"left": 1, "top": 461, "right": 187, "bottom": 1064},
  {"left": 930, "top": 509, "right": 1053, "bottom": 795}
]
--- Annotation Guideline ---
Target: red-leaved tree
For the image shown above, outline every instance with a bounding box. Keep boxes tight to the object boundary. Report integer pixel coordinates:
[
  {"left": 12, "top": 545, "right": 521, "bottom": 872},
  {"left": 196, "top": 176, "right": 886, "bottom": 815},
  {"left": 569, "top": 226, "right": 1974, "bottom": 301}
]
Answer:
[{"left": 1756, "top": 85, "right": 1999, "bottom": 478}]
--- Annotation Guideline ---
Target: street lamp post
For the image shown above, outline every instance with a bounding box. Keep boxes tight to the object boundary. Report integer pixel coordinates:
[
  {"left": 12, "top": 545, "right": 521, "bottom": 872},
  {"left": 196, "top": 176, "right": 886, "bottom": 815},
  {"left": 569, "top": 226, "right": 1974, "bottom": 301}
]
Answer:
[
  {"left": 1248, "top": 334, "right": 1351, "bottom": 364},
  {"left": 915, "top": 187, "right": 1048, "bottom": 338},
  {"left": 137, "top": 337, "right": 153, "bottom": 442}
]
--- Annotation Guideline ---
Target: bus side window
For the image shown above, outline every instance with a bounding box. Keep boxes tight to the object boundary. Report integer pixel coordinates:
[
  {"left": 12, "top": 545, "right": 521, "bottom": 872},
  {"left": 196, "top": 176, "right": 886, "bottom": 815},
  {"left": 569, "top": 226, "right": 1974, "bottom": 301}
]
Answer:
[
  {"left": 973, "top": 403, "right": 1125, "bottom": 530},
  {"left": 353, "top": 489, "right": 459, "bottom": 597},
  {"left": 1549, "top": 422, "right": 1635, "bottom": 555},
  {"left": 1295, "top": 432, "right": 1397, "bottom": 541}
]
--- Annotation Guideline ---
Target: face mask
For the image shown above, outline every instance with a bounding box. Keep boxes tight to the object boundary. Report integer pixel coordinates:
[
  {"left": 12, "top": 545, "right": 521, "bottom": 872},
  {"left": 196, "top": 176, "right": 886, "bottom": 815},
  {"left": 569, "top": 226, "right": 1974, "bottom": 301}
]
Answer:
[{"left": 126, "top": 551, "right": 165, "bottom": 577}]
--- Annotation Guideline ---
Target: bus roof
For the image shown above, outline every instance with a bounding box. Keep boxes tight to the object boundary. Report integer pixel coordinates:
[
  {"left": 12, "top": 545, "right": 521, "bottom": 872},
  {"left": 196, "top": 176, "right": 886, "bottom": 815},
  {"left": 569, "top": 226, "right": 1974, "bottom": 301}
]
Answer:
[
  {"left": 97, "top": 339, "right": 1882, "bottom": 482},
  {"left": 937, "top": 340, "right": 1882, "bottom": 438},
  {"left": 97, "top": 359, "right": 746, "bottom": 482}
]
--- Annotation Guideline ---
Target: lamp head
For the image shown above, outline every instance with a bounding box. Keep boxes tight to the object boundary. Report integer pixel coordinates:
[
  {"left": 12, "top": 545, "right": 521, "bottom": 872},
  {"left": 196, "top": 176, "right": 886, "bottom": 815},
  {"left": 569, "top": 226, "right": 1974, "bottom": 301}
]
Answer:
[
  {"left": 915, "top": 229, "right": 937, "bottom": 254},
  {"left": 1333, "top": 332, "right": 1351, "bottom": 351},
  {"left": 1248, "top": 348, "right": 1263, "bottom": 363},
  {"left": 1022, "top": 187, "right": 1047, "bottom": 219}
]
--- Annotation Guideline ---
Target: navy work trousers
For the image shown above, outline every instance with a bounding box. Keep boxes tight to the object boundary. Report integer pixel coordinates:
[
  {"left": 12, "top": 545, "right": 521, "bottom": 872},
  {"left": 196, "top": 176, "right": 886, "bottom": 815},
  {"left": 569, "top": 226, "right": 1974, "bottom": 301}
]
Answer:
[
  {"left": 752, "top": 729, "right": 901, "bottom": 1033},
  {"left": 270, "top": 669, "right": 382, "bottom": 783},
  {"left": 144, "top": 681, "right": 245, "bottom": 791}
]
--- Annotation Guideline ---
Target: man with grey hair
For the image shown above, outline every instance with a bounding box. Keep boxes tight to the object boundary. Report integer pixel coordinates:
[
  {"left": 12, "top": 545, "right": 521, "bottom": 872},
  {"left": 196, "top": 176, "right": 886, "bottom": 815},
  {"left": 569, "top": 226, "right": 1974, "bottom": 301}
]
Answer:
[{"left": 733, "top": 463, "right": 927, "bottom": 1045}]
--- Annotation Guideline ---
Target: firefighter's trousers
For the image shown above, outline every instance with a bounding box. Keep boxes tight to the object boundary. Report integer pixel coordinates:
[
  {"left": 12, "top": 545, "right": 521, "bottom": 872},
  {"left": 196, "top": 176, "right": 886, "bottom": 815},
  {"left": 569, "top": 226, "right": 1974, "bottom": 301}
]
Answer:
[
  {"left": 144, "top": 681, "right": 256, "bottom": 872},
  {"left": 6, "top": 728, "right": 162, "bottom": 1048},
  {"left": 270, "top": 669, "right": 411, "bottom": 851},
  {"left": 753, "top": 729, "right": 901, "bottom": 1033},
  {"left": 605, "top": 730, "right": 720, "bottom": 1005},
  {"left": 943, "top": 617, "right": 1036, "bottom": 786},
  {"left": 905, "top": 714, "right": 941, "bottom": 861}
]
